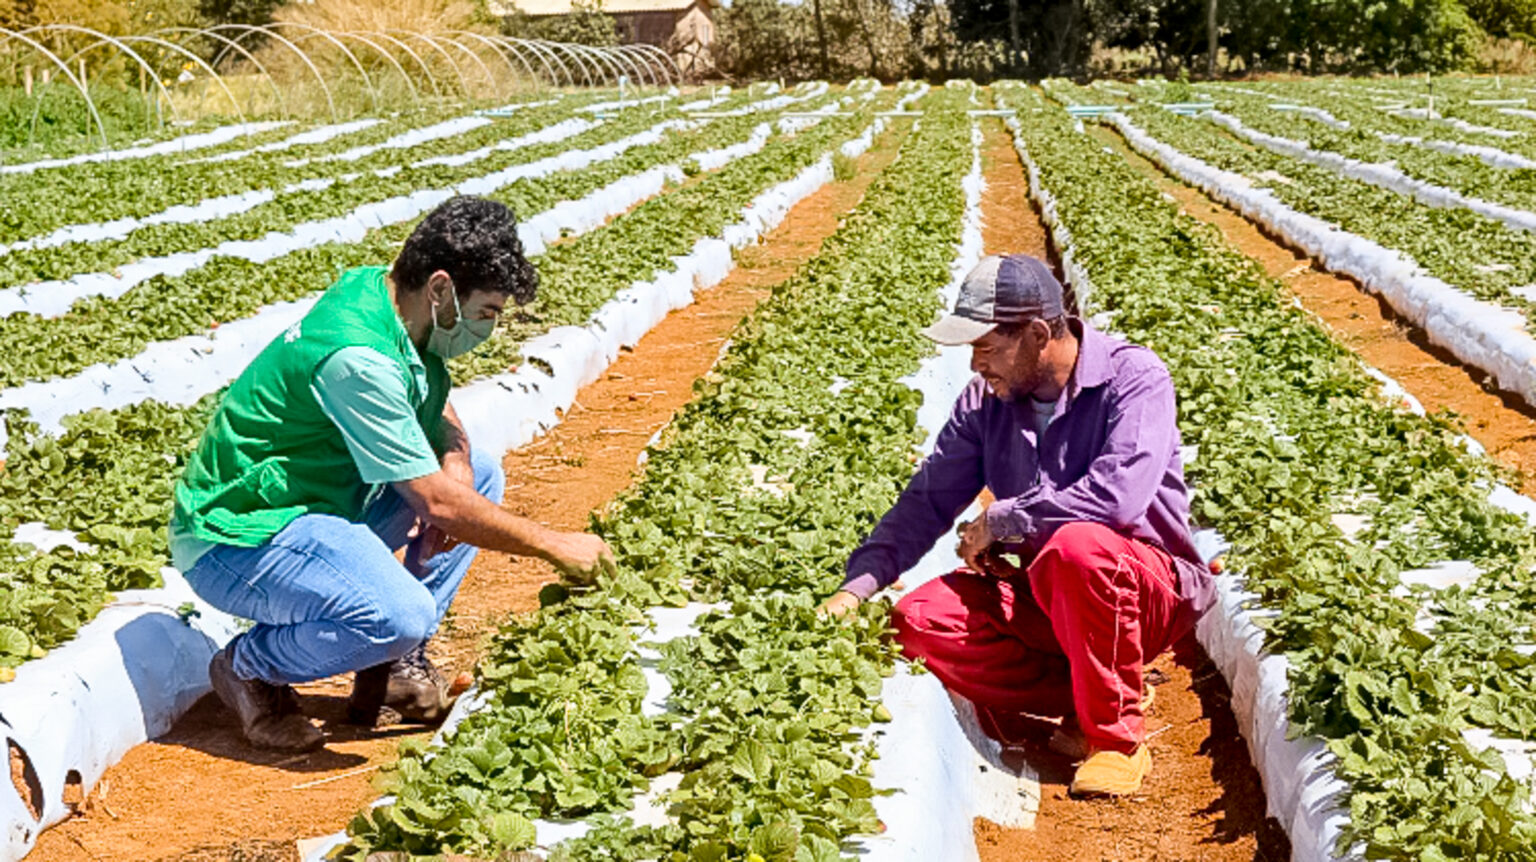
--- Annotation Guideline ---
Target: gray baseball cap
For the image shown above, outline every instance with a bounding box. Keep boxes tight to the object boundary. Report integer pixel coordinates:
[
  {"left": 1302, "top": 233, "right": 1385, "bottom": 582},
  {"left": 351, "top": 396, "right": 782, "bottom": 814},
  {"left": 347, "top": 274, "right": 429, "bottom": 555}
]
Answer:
[{"left": 921, "top": 253, "right": 1068, "bottom": 345}]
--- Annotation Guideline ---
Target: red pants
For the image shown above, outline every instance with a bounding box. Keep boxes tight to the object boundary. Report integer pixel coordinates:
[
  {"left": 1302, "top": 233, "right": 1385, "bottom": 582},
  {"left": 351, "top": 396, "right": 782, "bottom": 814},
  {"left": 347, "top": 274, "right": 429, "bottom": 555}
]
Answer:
[{"left": 892, "top": 521, "right": 1193, "bottom": 754}]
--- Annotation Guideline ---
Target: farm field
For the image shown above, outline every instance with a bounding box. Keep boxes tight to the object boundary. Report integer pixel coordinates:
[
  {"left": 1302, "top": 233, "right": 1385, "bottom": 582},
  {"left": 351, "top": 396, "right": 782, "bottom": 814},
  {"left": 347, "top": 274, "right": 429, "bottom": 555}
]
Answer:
[{"left": 12, "top": 73, "right": 1536, "bottom": 862}]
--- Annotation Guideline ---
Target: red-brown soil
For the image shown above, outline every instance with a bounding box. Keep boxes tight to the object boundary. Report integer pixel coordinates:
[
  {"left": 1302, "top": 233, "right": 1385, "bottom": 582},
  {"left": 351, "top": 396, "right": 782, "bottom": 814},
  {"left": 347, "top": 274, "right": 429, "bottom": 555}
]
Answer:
[
  {"left": 971, "top": 119, "right": 1289, "bottom": 861},
  {"left": 27, "top": 126, "right": 908, "bottom": 862}
]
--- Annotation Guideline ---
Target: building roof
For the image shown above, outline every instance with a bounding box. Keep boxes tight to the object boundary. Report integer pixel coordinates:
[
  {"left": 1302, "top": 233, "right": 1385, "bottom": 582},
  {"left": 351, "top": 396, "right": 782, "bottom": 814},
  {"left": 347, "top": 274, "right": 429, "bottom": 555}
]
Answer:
[{"left": 491, "top": 0, "right": 712, "bottom": 15}]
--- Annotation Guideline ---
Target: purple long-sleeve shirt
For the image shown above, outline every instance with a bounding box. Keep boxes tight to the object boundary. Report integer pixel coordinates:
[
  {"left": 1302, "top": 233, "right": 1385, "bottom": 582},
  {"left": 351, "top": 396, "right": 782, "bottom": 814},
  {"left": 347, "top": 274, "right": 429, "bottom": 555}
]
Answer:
[{"left": 842, "top": 322, "right": 1214, "bottom": 615}]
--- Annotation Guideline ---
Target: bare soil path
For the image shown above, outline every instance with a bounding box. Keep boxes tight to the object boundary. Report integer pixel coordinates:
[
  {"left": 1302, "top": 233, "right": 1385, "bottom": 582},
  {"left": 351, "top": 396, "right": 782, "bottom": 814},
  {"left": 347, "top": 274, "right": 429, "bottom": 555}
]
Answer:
[
  {"left": 28, "top": 125, "right": 909, "bottom": 862},
  {"left": 1090, "top": 122, "right": 1536, "bottom": 494},
  {"left": 972, "top": 119, "right": 1290, "bottom": 861}
]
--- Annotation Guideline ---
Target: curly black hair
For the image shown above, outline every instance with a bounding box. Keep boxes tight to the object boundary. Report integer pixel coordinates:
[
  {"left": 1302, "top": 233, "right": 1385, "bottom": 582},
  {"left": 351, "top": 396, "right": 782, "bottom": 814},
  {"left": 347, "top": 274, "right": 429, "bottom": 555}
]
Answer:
[{"left": 392, "top": 196, "right": 538, "bottom": 304}]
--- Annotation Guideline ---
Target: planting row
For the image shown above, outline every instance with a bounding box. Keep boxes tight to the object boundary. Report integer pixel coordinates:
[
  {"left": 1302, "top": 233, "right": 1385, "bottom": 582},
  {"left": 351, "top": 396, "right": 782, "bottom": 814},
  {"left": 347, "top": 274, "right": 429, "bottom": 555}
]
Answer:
[
  {"left": 1173, "top": 86, "right": 1536, "bottom": 215},
  {"left": 1003, "top": 82, "right": 1536, "bottom": 859},
  {"left": 334, "top": 90, "right": 971, "bottom": 862},
  {"left": 0, "top": 90, "right": 838, "bottom": 391},
  {"left": 0, "top": 91, "right": 637, "bottom": 246},
  {"left": 0, "top": 89, "right": 895, "bottom": 679},
  {"left": 0, "top": 88, "right": 805, "bottom": 311},
  {"left": 1204, "top": 78, "right": 1536, "bottom": 157},
  {"left": 1102, "top": 98, "right": 1536, "bottom": 341}
]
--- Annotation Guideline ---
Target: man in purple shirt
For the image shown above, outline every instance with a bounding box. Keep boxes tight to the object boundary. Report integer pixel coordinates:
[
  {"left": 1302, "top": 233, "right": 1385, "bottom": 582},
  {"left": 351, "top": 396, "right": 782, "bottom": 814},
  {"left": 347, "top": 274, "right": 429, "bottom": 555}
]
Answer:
[{"left": 820, "top": 253, "right": 1212, "bottom": 797}]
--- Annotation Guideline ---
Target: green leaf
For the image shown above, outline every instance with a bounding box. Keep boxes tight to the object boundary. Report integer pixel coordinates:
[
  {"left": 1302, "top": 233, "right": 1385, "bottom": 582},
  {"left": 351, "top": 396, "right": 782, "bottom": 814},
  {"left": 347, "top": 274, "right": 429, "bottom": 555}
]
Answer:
[{"left": 485, "top": 810, "right": 536, "bottom": 848}]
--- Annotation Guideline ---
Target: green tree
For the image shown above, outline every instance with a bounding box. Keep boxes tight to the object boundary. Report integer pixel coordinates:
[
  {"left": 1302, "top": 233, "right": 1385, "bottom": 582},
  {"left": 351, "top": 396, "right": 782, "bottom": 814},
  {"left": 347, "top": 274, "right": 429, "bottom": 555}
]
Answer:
[
  {"left": 1462, "top": 0, "right": 1536, "bottom": 38},
  {"left": 197, "top": 0, "right": 282, "bottom": 28},
  {"left": 501, "top": 0, "right": 619, "bottom": 46}
]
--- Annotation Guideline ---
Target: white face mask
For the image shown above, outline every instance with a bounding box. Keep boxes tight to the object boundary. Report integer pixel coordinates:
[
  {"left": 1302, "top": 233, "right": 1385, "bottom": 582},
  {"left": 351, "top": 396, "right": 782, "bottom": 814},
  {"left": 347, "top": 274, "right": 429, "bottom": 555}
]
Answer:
[{"left": 427, "top": 285, "right": 495, "bottom": 359}]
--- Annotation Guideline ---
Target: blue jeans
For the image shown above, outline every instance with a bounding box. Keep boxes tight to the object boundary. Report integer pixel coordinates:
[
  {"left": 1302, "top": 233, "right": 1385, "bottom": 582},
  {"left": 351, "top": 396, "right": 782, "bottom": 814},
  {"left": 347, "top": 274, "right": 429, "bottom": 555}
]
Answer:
[{"left": 184, "top": 448, "right": 505, "bottom": 685}]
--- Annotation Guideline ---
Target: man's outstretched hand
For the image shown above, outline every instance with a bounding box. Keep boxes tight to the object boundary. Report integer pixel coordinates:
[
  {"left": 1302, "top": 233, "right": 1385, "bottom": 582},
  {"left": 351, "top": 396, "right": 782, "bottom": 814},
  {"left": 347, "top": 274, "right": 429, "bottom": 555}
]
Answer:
[
  {"left": 818, "top": 589, "right": 863, "bottom": 618},
  {"left": 546, "top": 532, "right": 619, "bottom": 585},
  {"left": 955, "top": 513, "right": 996, "bottom": 574}
]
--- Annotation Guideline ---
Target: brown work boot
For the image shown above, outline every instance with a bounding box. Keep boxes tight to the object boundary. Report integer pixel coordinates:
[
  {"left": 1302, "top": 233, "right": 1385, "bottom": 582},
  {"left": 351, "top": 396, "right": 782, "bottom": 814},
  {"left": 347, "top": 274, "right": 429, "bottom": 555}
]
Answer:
[
  {"left": 207, "top": 641, "right": 324, "bottom": 753},
  {"left": 346, "top": 644, "right": 452, "bottom": 727},
  {"left": 1069, "top": 745, "right": 1151, "bottom": 797}
]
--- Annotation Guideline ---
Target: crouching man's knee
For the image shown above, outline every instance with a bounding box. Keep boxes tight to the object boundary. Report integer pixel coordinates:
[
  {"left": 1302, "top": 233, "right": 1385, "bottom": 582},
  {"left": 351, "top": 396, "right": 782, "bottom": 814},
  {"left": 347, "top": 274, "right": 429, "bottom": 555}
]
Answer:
[{"left": 364, "top": 586, "right": 439, "bottom": 663}]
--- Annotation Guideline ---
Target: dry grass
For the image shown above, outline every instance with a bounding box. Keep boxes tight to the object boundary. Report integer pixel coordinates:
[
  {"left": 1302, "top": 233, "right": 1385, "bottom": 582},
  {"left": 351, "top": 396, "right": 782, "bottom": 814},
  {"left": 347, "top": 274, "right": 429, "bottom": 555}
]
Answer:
[
  {"left": 272, "top": 0, "right": 490, "bottom": 34},
  {"left": 1479, "top": 36, "right": 1536, "bottom": 75}
]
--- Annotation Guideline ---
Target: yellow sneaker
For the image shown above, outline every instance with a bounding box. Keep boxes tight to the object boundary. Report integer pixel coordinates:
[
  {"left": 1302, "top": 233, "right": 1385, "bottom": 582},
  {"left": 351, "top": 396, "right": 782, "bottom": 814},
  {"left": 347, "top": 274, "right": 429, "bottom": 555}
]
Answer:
[{"left": 1069, "top": 745, "right": 1151, "bottom": 797}]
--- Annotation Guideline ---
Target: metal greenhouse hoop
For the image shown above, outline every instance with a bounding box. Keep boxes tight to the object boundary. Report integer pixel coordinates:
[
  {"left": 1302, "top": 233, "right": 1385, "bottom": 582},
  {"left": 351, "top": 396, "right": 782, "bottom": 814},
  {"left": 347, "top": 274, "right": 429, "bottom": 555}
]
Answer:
[
  {"left": 418, "top": 31, "right": 501, "bottom": 96},
  {"left": 346, "top": 30, "right": 439, "bottom": 102},
  {"left": 614, "top": 44, "right": 659, "bottom": 87},
  {"left": 587, "top": 43, "right": 640, "bottom": 87},
  {"left": 382, "top": 30, "right": 475, "bottom": 99},
  {"left": 602, "top": 44, "right": 650, "bottom": 87},
  {"left": 503, "top": 37, "right": 574, "bottom": 88},
  {"left": 572, "top": 42, "right": 626, "bottom": 86},
  {"left": 539, "top": 40, "right": 599, "bottom": 87},
  {"left": 113, "top": 34, "right": 250, "bottom": 122},
  {"left": 414, "top": 32, "right": 492, "bottom": 95},
  {"left": 623, "top": 43, "right": 681, "bottom": 86},
  {"left": 263, "top": 22, "right": 381, "bottom": 113},
  {"left": 12, "top": 25, "right": 185, "bottom": 129},
  {"left": 207, "top": 23, "right": 339, "bottom": 122},
  {"left": 0, "top": 27, "right": 107, "bottom": 149},
  {"left": 444, "top": 30, "right": 544, "bottom": 93},
  {"left": 150, "top": 26, "right": 288, "bottom": 119},
  {"left": 333, "top": 30, "right": 424, "bottom": 106}
]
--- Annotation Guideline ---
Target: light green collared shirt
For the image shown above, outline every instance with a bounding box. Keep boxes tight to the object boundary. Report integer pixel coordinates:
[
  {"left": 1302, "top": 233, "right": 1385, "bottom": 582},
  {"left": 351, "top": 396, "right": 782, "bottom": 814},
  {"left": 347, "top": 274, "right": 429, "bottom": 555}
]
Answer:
[{"left": 170, "top": 343, "right": 442, "bottom": 571}]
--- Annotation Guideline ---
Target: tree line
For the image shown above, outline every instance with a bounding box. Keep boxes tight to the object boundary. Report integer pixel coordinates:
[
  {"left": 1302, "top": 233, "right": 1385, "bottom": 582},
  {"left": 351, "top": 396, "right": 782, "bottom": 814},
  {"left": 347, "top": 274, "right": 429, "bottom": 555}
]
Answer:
[
  {"left": 713, "top": 0, "right": 1536, "bottom": 80},
  {"left": 3, "top": 0, "right": 1533, "bottom": 80}
]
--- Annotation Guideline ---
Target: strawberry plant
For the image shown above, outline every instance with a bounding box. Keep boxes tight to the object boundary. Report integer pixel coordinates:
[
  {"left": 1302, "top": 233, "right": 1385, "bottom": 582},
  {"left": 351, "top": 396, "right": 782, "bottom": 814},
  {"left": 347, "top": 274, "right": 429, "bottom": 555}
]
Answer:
[
  {"left": 1002, "top": 82, "right": 1536, "bottom": 859},
  {"left": 338, "top": 87, "right": 975, "bottom": 861},
  {"left": 0, "top": 87, "right": 881, "bottom": 673}
]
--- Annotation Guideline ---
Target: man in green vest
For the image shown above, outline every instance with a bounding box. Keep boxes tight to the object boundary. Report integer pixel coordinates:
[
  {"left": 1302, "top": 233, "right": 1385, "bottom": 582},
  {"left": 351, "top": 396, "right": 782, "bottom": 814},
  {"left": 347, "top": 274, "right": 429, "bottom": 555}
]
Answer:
[{"left": 171, "top": 196, "right": 615, "bottom": 752}]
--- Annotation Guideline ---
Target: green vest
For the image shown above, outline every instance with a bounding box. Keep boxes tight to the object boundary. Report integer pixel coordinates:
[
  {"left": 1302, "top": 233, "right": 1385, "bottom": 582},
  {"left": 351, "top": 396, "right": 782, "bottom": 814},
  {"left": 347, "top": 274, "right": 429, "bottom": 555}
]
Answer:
[{"left": 173, "top": 267, "right": 449, "bottom": 547}]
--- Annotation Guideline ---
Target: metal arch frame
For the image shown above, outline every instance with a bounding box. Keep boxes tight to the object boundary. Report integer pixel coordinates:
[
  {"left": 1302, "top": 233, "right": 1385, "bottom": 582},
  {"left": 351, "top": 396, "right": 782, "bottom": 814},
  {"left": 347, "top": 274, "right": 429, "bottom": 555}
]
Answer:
[
  {"left": 540, "top": 40, "right": 602, "bottom": 87},
  {"left": 601, "top": 43, "right": 650, "bottom": 87},
  {"left": 112, "top": 34, "right": 252, "bottom": 123},
  {"left": 347, "top": 30, "right": 441, "bottom": 102},
  {"left": 624, "top": 43, "right": 681, "bottom": 86},
  {"left": 312, "top": 29, "right": 422, "bottom": 107},
  {"left": 572, "top": 42, "right": 628, "bottom": 86},
  {"left": 149, "top": 26, "right": 288, "bottom": 119},
  {"left": 382, "top": 30, "right": 476, "bottom": 100},
  {"left": 559, "top": 41, "right": 609, "bottom": 86},
  {"left": 502, "top": 37, "right": 575, "bottom": 88},
  {"left": 615, "top": 44, "right": 660, "bottom": 87},
  {"left": 0, "top": 27, "right": 108, "bottom": 148},
  {"left": 415, "top": 31, "right": 501, "bottom": 97},
  {"left": 207, "top": 23, "right": 338, "bottom": 122},
  {"left": 11, "top": 25, "right": 185, "bottom": 128},
  {"left": 613, "top": 44, "right": 660, "bottom": 88},
  {"left": 585, "top": 44, "right": 640, "bottom": 88},
  {"left": 262, "top": 22, "right": 381, "bottom": 113},
  {"left": 442, "top": 30, "right": 545, "bottom": 93}
]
